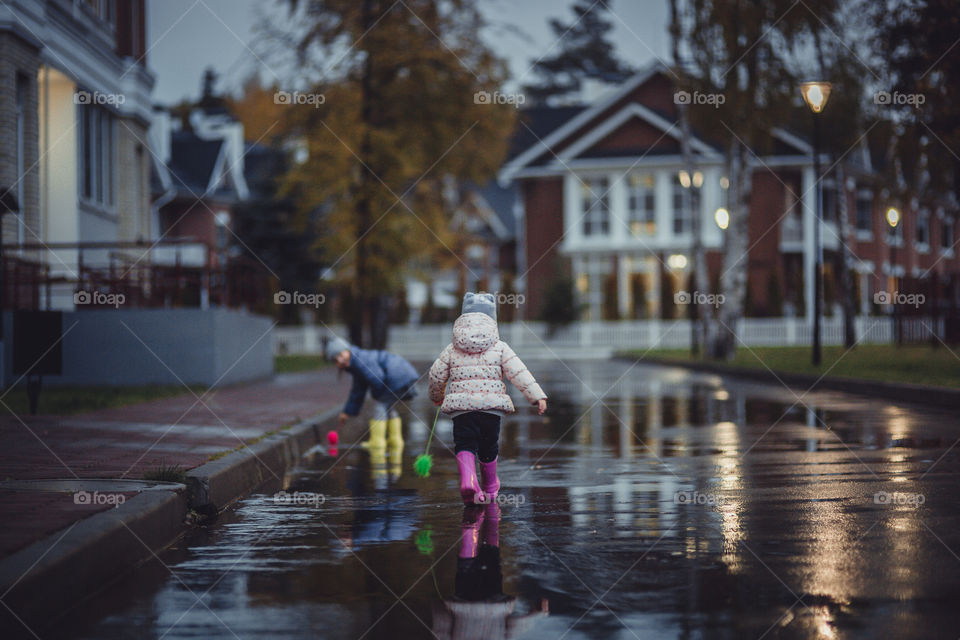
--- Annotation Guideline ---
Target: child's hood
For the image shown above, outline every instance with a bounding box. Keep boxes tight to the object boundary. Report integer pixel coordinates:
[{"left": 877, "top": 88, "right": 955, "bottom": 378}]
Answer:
[{"left": 452, "top": 312, "right": 499, "bottom": 354}]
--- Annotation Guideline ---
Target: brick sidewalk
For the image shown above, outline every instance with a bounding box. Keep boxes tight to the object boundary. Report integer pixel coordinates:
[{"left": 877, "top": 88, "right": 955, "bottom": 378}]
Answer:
[{"left": 0, "top": 369, "right": 351, "bottom": 558}]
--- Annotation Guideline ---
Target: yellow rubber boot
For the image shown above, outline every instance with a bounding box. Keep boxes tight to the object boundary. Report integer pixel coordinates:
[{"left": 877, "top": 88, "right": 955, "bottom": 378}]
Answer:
[
  {"left": 361, "top": 419, "right": 387, "bottom": 449},
  {"left": 389, "top": 448, "right": 403, "bottom": 482},
  {"left": 387, "top": 416, "right": 404, "bottom": 453},
  {"left": 369, "top": 447, "right": 388, "bottom": 490}
]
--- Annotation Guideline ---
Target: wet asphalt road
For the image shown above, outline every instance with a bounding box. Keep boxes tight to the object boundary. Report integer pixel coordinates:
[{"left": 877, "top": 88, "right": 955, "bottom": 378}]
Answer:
[{"left": 45, "top": 360, "right": 960, "bottom": 639}]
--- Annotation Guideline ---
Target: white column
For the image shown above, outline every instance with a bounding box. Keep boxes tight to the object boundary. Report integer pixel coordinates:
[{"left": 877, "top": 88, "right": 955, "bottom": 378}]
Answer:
[
  {"left": 610, "top": 171, "right": 627, "bottom": 246},
  {"left": 618, "top": 254, "right": 631, "bottom": 318},
  {"left": 563, "top": 172, "right": 582, "bottom": 246},
  {"left": 656, "top": 169, "right": 672, "bottom": 242},
  {"left": 801, "top": 166, "right": 816, "bottom": 325}
]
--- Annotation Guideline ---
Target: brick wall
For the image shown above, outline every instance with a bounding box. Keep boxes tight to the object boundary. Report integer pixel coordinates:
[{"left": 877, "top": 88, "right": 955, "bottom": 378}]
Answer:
[
  {"left": 0, "top": 31, "right": 41, "bottom": 248},
  {"left": 116, "top": 118, "right": 151, "bottom": 243},
  {"left": 522, "top": 177, "right": 565, "bottom": 316}
]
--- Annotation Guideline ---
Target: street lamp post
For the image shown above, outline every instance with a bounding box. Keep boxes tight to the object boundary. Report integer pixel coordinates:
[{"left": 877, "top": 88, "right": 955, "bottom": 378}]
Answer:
[
  {"left": 800, "top": 81, "right": 832, "bottom": 366},
  {"left": 886, "top": 206, "right": 901, "bottom": 345}
]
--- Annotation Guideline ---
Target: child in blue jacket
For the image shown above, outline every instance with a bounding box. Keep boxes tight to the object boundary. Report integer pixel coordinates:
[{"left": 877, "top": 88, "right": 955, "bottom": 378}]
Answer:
[{"left": 326, "top": 337, "right": 419, "bottom": 458}]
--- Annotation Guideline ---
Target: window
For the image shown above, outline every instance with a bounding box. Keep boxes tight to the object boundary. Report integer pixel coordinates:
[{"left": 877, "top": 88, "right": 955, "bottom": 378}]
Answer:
[
  {"left": 627, "top": 173, "right": 656, "bottom": 236},
  {"left": 855, "top": 192, "right": 872, "bottom": 233},
  {"left": 821, "top": 184, "right": 837, "bottom": 222},
  {"left": 941, "top": 217, "right": 954, "bottom": 251},
  {"left": 916, "top": 210, "right": 930, "bottom": 247},
  {"left": 581, "top": 177, "right": 609, "bottom": 236},
  {"left": 79, "top": 0, "right": 115, "bottom": 23},
  {"left": 672, "top": 174, "right": 698, "bottom": 235},
  {"left": 78, "top": 101, "right": 116, "bottom": 210}
]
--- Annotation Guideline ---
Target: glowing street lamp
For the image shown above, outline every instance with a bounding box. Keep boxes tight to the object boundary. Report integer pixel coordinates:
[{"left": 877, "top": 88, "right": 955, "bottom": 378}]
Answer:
[
  {"left": 886, "top": 206, "right": 901, "bottom": 345},
  {"left": 801, "top": 80, "right": 832, "bottom": 366},
  {"left": 715, "top": 207, "right": 730, "bottom": 230}
]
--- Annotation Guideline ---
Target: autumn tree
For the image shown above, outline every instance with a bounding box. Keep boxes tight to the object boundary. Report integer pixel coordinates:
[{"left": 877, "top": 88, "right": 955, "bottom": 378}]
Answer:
[{"left": 271, "top": 0, "right": 515, "bottom": 347}]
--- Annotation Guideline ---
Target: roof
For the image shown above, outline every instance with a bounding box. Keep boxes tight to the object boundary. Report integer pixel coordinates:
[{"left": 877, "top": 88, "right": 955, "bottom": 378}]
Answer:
[
  {"left": 168, "top": 130, "right": 225, "bottom": 195},
  {"left": 475, "top": 181, "right": 517, "bottom": 238},
  {"left": 508, "top": 105, "right": 587, "bottom": 160}
]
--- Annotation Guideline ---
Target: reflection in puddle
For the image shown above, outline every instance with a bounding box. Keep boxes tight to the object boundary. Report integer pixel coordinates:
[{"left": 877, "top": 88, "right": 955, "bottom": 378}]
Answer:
[{"left": 54, "top": 360, "right": 960, "bottom": 640}]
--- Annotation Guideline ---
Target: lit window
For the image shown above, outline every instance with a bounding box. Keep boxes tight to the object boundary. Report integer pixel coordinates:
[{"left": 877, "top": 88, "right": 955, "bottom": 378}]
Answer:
[
  {"left": 672, "top": 174, "right": 698, "bottom": 235},
  {"left": 627, "top": 173, "right": 656, "bottom": 236}
]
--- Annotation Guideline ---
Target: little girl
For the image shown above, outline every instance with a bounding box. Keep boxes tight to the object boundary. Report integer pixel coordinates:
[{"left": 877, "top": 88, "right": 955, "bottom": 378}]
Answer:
[{"left": 428, "top": 292, "right": 547, "bottom": 505}]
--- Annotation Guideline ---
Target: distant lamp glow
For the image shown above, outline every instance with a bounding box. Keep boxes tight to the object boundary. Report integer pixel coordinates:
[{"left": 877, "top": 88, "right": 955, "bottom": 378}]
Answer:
[
  {"left": 800, "top": 81, "right": 832, "bottom": 113},
  {"left": 692, "top": 171, "right": 704, "bottom": 188},
  {"left": 720, "top": 176, "right": 729, "bottom": 189},
  {"left": 667, "top": 253, "right": 688, "bottom": 269},
  {"left": 678, "top": 170, "right": 691, "bottom": 189},
  {"left": 715, "top": 207, "right": 730, "bottom": 230},
  {"left": 886, "top": 207, "right": 901, "bottom": 228}
]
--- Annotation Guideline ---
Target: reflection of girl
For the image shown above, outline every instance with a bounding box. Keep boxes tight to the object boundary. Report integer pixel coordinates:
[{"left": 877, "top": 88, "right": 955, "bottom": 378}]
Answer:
[{"left": 432, "top": 504, "right": 549, "bottom": 640}]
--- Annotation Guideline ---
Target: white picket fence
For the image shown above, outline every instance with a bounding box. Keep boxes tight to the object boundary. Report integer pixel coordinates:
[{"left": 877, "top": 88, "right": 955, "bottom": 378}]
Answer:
[{"left": 273, "top": 317, "right": 893, "bottom": 360}]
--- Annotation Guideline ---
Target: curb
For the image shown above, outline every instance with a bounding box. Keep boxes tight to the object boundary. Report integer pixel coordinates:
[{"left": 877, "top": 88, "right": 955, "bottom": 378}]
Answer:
[
  {"left": 0, "top": 407, "right": 340, "bottom": 636},
  {"left": 620, "top": 356, "right": 960, "bottom": 409}
]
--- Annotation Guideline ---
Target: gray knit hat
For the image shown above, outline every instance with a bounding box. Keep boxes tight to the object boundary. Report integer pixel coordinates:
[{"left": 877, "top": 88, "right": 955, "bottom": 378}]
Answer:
[
  {"left": 461, "top": 292, "right": 496, "bottom": 320},
  {"left": 324, "top": 336, "right": 351, "bottom": 361}
]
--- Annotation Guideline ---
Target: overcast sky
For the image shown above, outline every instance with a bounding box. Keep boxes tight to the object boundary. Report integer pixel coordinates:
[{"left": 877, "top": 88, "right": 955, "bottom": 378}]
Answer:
[{"left": 147, "top": 0, "right": 670, "bottom": 105}]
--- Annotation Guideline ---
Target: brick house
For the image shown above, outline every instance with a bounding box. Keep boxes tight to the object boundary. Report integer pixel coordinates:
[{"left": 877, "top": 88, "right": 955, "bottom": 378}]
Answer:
[
  {"left": 498, "top": 61, "right": 960, "bottom": 323},
  {"left": 1, "top": 0, "right": 154, "bottom": 309}
]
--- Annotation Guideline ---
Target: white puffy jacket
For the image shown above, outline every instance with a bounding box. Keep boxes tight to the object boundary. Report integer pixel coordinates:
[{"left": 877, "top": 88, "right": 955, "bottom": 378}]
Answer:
[{"left": 428, "top": 312, "right": 546, "bottom": 415}]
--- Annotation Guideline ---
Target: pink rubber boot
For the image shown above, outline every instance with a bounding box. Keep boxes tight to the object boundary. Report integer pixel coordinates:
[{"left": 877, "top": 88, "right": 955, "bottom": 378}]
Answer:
[
  {"left": 456, "top": 451, "right": 485, "bottom": 505},
  {"left": 460, "top": 506, "right": 485, "bottom": 558},
  {"left": 479, "top": 457, "right": 500, "bottom": 503},
  {"left": 481, "top": 502, "right": 501, "bottom": 548}
]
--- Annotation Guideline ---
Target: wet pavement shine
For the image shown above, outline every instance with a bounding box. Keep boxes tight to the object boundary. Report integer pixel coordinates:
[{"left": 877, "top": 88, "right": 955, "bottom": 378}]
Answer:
[{"left": 43, "top": 360, "right": 960, "bottom": 639}]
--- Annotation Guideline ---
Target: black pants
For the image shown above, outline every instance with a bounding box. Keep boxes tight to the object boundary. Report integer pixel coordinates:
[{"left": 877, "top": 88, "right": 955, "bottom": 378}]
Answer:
[{"left": 453, "top": 411, "right": 501, "bottom": 463}]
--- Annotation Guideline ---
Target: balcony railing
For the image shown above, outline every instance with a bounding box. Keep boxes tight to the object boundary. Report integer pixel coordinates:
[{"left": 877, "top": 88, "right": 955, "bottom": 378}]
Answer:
[{"left": 2, "top": 240, "right": 272, "bottom": 312}]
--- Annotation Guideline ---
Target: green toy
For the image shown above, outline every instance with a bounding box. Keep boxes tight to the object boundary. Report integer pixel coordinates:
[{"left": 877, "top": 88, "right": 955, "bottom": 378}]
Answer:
[{"left": 413, "top": 408, "right": 440, "bottom": 477}]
